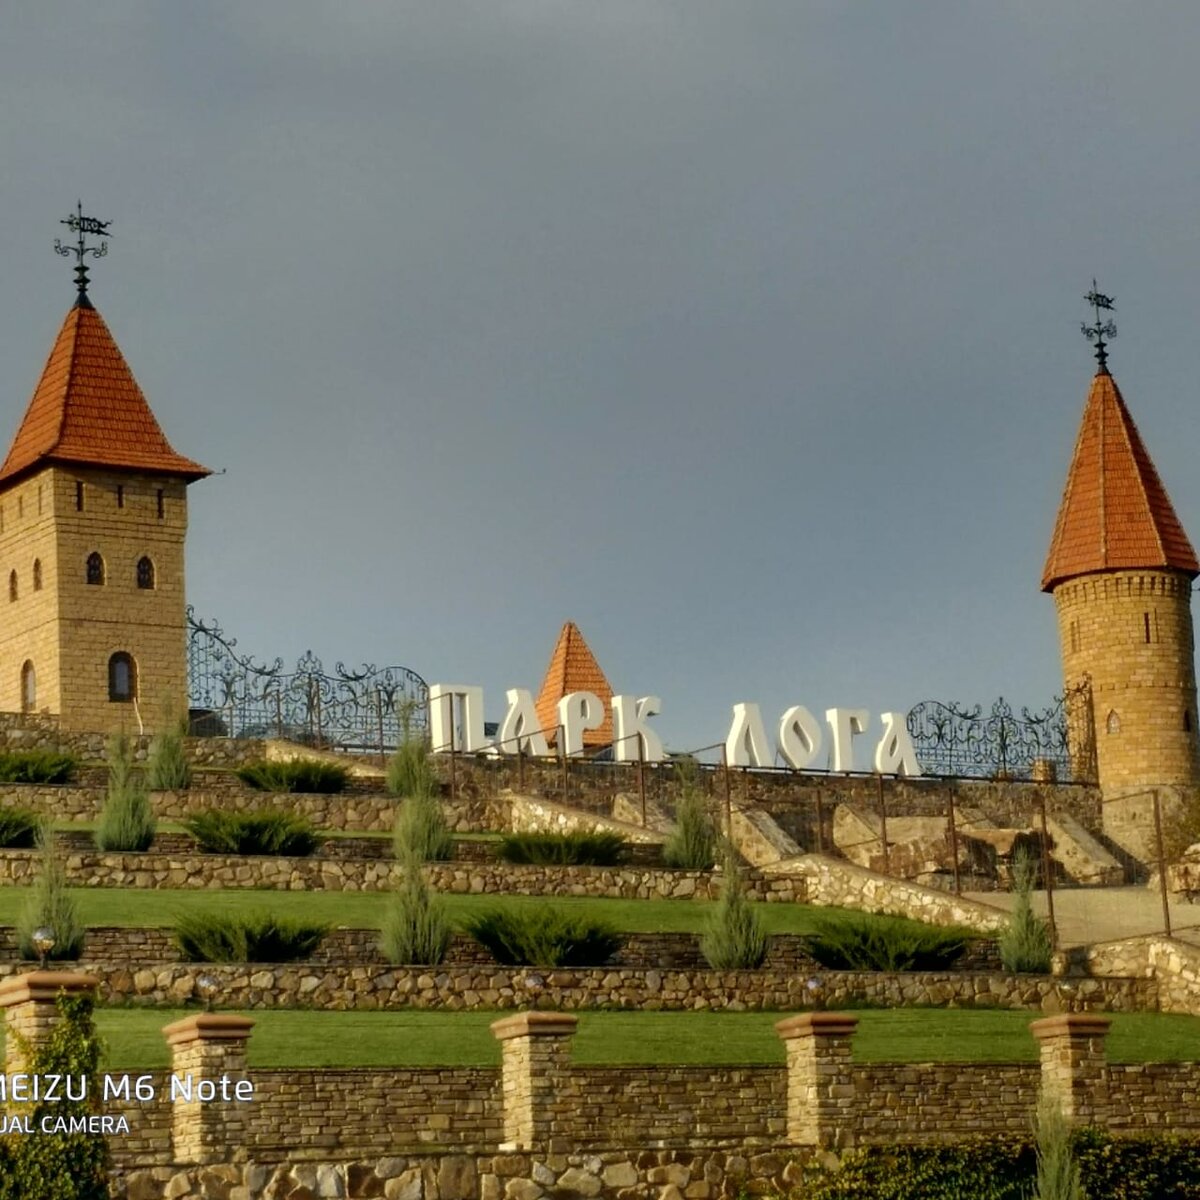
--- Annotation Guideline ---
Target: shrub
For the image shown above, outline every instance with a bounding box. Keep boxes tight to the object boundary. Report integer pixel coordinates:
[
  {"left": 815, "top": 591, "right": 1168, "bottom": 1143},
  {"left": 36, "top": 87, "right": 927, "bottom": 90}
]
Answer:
[
  {"left": 174, "top": 911, "right": 328, "bottom": 962},
  {"left": 0, "top": 806, "right": 40, "bottom": 848},
  {"left": 183, "top": 809, "right": 320, "bottom": 857},
  {"left": 237, "top": 759, "right": 348, "bottom": 794},
  {"left": 999, "top": 846, "right": 1053, "bottom": 973},
  {"left": 805, "top": 910, "right": 975, "bottom": 972},
  {"left": 464, "top": 905, "right": 624, "bottom": 967},
  {"left": 16, "top": 821, "right": 84, "bottom": 961},
  {"left": 663, "top": 765, "right": 717, "bottom": 869},
  {"left": 0, "top": 990, "right": 110, "bottom": 1199},
  {"left": 95, "top": 733, "right": 156, "bottom": 852},
  {"left": 699, "top": 851, "right": 768, "bottom": 969},
  {"left": 0, "top": 750, "right": 76, "bottom": 784},
  {"left": 498, "top": 830, "right": 627, "bottom": 866},
  {"left": 147, "top": 711, "right": 192, "bottom": 790},
  {"left": 393, "top": 794, "right": 453, "bottom": 862},
  {"left": 387, "top": 729, "right": 437, "bottom": 799},
  {"left": 380, "top": 849, "right": 453, "bottom": 964},
  {"left": 1033, "top": 1096, "right": 1083, "bottom": 1200}
]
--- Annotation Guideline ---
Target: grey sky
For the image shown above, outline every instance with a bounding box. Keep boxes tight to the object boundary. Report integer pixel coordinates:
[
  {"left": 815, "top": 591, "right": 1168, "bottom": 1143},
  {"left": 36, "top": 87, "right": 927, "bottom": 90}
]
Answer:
[{"left": 2, "top": 3, "right": 1198, "bottom": 754}]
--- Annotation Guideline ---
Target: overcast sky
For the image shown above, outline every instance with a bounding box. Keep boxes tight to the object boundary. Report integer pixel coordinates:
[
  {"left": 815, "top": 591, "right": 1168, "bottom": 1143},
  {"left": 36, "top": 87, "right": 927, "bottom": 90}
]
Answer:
[{"left": 2, "top": 3, "right": 1198, "bottom": 755}]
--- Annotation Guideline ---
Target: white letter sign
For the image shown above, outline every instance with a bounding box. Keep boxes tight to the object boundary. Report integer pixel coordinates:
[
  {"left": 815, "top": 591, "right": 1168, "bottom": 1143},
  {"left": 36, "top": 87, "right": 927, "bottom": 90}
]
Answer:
[
  {"left": 725, "top": 702, "right": 772, "bottom": 767},
  {"left": 557, "top": 691, "right": 605, "bottom": 756},
  {"left": 777, "top": 705, "right": 823, "bottom": 769},
  {"left": 612, "top": 695, "right": 666, "bottom": 763},
  {"left": 428, "top": 685, "right": 488, "bottom": 753},
  {"left": 825, "top": 707, "right": 869, "bottom": 772},
  {"left": 873, "top": 711, "right": 922, "bottom": 776},
  {"left": 496, "top": 688, "right": 550, "bottom": 757}
]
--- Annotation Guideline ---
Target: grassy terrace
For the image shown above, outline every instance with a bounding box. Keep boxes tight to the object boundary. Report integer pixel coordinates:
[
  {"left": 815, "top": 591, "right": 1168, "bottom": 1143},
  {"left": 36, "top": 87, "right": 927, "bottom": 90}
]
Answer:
[
  {"left": 0, "top": 887, "right": 862, "bottom": 934},
  {"left": 28, "top": 1008, "right": 1200, "bottom": 1069}
]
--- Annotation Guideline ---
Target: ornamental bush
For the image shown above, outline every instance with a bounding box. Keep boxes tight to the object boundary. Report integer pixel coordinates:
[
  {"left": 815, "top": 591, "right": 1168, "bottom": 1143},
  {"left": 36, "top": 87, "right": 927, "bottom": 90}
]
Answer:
[
  {"left": 16, "top": 821, "right": 84, "bottom": 961},
  {"left": 386, "top": 728, "right": 437, "bottom": 800},
  {"left": 699, "top": 850, "right": 767, "bottom": 969},
  {"left": 498, "top": 830, "right": 627, "bottom": 866},
  {"left": 174, "top": 911, "right": 328, "bottom": 962},
  {"left": 663, "top": 760, "right": 717, "bottom": 870},
  {"left": 183, "top": 808, "right": 320, "bottom": 857},
  {"left": 0, "top": 750, "right": 76, "bottom": 784},
  {"left": 146, "top": 711, "right": 192, "bottom": 790},
  {"left": 380, "top": 848, "right": 453, "bottom": 965},
  {"left": 0, "top": 806, "right": 40, "bottom": 848},
  {"left": 393, "top": 794, "right": 453, "bottom": 863},
  {"left": 805, "top": 910, "right": 975, "bottom": 972},
  {"left": 95, "top": 733, "right": 156, "bottom": 852},
  {"left": 464, "top": 905, "right": 624, "bottom": 967},
  {"left": 999, "top": 846, "right": 1053, "bottom": 973},
  {"left": 237, "top": 759, "right": 348, "bottom": 794}
]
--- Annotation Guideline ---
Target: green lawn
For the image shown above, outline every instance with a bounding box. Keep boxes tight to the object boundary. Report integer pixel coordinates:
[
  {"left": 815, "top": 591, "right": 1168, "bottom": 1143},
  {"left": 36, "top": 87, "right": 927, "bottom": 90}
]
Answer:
[
  {"left": 55, "top": 1008, "right": 1200, "bottom": 1069},
  {"left": 0, "top": 886, "right": 853, "bottom": 935}
]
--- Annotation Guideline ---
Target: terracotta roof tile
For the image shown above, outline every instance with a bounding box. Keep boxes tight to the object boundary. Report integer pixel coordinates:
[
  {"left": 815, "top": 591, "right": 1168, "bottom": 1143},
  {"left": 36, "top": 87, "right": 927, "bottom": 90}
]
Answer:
[
  {"left": 0, "top": 302, "right": 209, "bottom": 487},
  {"left": 1042, "top": 371, "right": 1198, "bottom": 590},
  {"left": 535, "top": 621, "right": 614, "bottom": 748}
]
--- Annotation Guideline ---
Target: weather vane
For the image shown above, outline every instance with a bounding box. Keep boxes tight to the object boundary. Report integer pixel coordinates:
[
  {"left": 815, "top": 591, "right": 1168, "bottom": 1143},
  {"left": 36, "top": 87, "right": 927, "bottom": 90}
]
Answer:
[
  {"left": 54, "top": 201, "right": 112, "bottom": 303},
  {"left": 1081, "top": 279, "right": 1117, "bottom": 373}
]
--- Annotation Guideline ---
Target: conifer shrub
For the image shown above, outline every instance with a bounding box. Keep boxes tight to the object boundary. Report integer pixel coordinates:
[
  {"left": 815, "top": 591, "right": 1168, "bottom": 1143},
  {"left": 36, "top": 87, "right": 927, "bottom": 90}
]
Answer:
[
  {"left": 146, "top": 711, "right": 192, "bottom": 790},
  {"left": 95, "top": 733, "right": 156, "bottom": 852},
  {"left": 663, "top": 762, "right": 717, "bottom": 869},
  {"left": 805, "top": 911, "right": 975, "bottom": 972},
  {"left": 0, "top": 990, "right": 110, "bottom": 1199},
  {"left": 174, "top": 911, "right": 328, "bottom": 962},
  {"left": 380, "top": 848, "right": 453, "bottom": 965},
  {"left": 0, "top": 749, "right": 77, "bottom": 784},
  {"left": 237, "top": 759, "right": 348, "bottom": 794},
  {"left": 464, "top": 905, "right": 624, "bottom": 967},
  {"left": 1032, "top": 1096, "right": 1084, "bottom": 1200},
  {"left": 386, "top": 728, "right": 437, "bottom": 800},
  {"left": 0, "top": 806, "right": 40, "bottom": 848},
  {"left": 699, "top": 851, "right": 768, "bottom": 969},
  {"left": 393, "top": 794, "right": 454, "bottom": 862},
  {"left": 498, "top": 830, "right": 627, "bottom": 866},
  {"left": 183, "top": 808, "right": 320, "bottom": 856},
  {"left": 16, "top": 821, "right": 84, "bottom": 961},
  {"left": 998, "top": 846, "right": 1053, "bottom": 973}
]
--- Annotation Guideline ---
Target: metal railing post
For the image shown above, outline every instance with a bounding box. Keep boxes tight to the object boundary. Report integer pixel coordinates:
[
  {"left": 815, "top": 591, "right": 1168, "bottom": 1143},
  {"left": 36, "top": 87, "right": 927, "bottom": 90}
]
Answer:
[
  {"left": 637, "top": 739, "right": 647, "bottom": 827},
  {"left": 448, "top": 713, "right": 457, "bottom": 803},
  {"left": 946, "top": 787, "right": 961, "bottom": 895},
  {"left": 1038, "top": 789, "right": 1057, "bottom": 949},
  {"left": 814, "top": 787, "right": 825, "bottom": 854},
  {"left": 559, "top": 727, "right": 568, "bottom": 802},
  {"left": 722, "top": 748, "right": 733, "bottom": 843},
  {"left": 1153, "top": 789, "right": 1173, "bottom": 939},
  {"left": 876, "top": 773, "right": 890, "bottom": 875}
]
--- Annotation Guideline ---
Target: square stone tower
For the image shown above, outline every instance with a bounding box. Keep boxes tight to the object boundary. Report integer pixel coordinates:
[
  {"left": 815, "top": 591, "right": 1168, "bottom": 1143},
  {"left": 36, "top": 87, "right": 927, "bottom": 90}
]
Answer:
[
  {"left": 0, "top": 292, "right": 209, "bottom": 733},
  {"left": 1043, "top": 358, "right": 1200, "bottom": 852}
]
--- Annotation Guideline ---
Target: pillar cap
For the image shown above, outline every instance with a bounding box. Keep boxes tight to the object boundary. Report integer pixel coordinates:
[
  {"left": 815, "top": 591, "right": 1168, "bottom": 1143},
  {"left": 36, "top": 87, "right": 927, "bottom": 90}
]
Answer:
[
  {"left": 490, "top": 1012, "right": 578, "bottom": 1041},
  {"left": 0, "top": 971, "right": 99, "bottom": 1008},
  {"left": 163, "top": 1014, "right": 256, "bottom": 1048},
  {"left": 1029, "top": 1013, "right": 1112, "bottom": 1041},
  {"left": 775, "top": 1012, "right": 859, "bottom": 1040}
]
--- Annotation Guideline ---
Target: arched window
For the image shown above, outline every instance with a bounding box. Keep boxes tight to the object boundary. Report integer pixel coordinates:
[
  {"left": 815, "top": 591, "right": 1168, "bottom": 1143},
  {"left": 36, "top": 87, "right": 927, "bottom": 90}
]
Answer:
[
  {"left": 108, "top": 652, "right": 136, "bottom": 703},
  {"left": 136, "top": 556, "right": 155, "bottom": 590},
  {"left": 32, "top": 559, "right": 42, "bottom": 592},
  {"left": 20, "top": 662, "right": 35, "bottom": 714},
  {"left": 1106, "top": 710, "right": 1121, "bottom": 735},
  {"left": 7, "top": 571, "right": 15, "bottom": 603},
  {"left": 86, "top": 552, "right": 105, "bottom": 586}
]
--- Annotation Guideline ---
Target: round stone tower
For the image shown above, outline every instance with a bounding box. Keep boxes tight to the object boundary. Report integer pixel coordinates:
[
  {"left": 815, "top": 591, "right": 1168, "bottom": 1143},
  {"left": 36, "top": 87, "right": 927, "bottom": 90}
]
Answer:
[{"left": 1042, "top": 365, "right": 1200, "bottom": 802}]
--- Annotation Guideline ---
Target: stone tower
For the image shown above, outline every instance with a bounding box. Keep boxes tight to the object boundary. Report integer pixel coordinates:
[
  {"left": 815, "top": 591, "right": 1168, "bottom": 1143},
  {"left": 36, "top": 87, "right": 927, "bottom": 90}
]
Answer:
[
  {"left": 0, "top": 290, "right": 209, "bottom": 733},
  {"left": 535, "top": 621, "right": 614, "bottom": 749},
  {"left": 1042, "top": 364, "right": 1200, "bottom": 800}
]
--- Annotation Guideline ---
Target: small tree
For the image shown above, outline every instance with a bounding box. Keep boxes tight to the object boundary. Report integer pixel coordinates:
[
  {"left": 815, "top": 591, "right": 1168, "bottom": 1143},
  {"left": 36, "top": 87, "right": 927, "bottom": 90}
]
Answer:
[
  {"left": 998, "top": 846, "right": 1053, "bottom": 973},
  {"left": 147, "top": 709, "right": 192, "bottom": 791},
  {"left": 380, "top": 847, "right": 453, "bottom": 965},
  {"left": 1031, "top": 1095, "right": 1084, "bottom": 1200},
  {"left": 1, "top": 991, "right": 110, "bottom": 1199},
  {"left": 663, "top": 760, "right": 717, "bottom": 869},
  {"left": 95, "top": 733, "right": 156, "bottom": 852},
  {"left": 699, "top": 847, "right": 768, "bottom": 969},
  {"left": 17, "top": 821, "right": 84, "bottom": 960},
  {"left": 393, "top": 795, "right": 454, "bottom": 862}
]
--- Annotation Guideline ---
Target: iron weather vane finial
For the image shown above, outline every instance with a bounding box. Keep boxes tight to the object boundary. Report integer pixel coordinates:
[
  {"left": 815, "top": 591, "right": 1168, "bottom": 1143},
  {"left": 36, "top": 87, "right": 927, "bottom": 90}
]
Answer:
[
  {"left": 54, "top": 201, "right": 112, "bottom": 304},
  {"left": 1081, "top": 279, "right": 1117, "bottom": 374}
]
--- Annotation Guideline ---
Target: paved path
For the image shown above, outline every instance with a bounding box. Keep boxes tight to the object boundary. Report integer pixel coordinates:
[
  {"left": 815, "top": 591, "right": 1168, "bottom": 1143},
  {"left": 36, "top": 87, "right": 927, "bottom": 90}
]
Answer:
[{"left": 965, "top": 886, "right": 1200, "bottom": 948}]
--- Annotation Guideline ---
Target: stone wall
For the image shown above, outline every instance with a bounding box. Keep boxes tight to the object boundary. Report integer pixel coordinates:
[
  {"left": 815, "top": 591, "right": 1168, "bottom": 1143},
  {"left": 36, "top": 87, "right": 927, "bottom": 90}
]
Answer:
[
  {"left": 1083, "top": 935, "right": 1200, "bottom": 1015},
  {"left": 12, "top": 959, "right": 1148, "bottom": 1012}
]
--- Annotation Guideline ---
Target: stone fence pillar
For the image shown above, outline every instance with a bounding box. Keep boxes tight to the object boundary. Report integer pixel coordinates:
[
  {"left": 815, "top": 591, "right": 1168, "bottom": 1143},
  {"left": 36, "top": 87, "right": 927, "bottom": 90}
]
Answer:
[
  {"left": 775, "top": 1012, "right": 859, "bottom": 1148},
  {"left": 163, "top": 1013, "right": 255, "bottom": 1164},
  {"left": 490, "top": 1011, "right": 578, "bottom": 1151},
  {"left": 0, "top": 971, "right": 99, "bottom": 1075},
  {"left": 1030, "top": 1013, "right": 1110, "bottom": 1123}
]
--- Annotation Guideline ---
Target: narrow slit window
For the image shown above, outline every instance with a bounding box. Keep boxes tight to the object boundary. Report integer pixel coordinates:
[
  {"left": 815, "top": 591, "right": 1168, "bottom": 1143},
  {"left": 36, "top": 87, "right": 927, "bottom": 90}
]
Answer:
[
  {"left": 136, "top": 556, "right": 155, "bottom": 590},
  {"left": 32, "top": 559, "right": 42, "bottom": 591},
  {"left": 108, "top": 652, "right": 136, "bottom": 703},
  {"left": 156, "top": 489, "right": 164, "bottom": 519},
  {"left": 1144, "top": 612, "right": 1152, "bottom": 643},
  {"left": 1106, "top": 710, "right": 1121, "bottom": 735},
  {"left": 7, "top": 571, "right": 16, "bottom": 603},
  {"left": 1186, "top": 710, "right": 1193, "bottom": 734},
  {"left": 20, "top": 662, "right": 35, "bottom": 714},
  {"left": 86, "top": 552, "right": 105, "bottom": 586},
  {"left": 117, "top": 485, "right": 124, "bottom": 509},
  {"left": 75, "top": 482, "right": 83, "bottom": 511}
]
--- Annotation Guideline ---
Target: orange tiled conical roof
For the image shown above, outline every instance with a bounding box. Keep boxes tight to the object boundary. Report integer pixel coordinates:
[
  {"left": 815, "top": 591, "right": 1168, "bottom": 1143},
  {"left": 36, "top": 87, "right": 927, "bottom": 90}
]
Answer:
[
  {"left": 0, "top": 301, "right": 210, "bottom": 487},
  {"left": 535, "top": 621, "right": 614, "bottom": 748},
  {"left": 1041, "top": 370, "right": 1198, "bottom": 591}
]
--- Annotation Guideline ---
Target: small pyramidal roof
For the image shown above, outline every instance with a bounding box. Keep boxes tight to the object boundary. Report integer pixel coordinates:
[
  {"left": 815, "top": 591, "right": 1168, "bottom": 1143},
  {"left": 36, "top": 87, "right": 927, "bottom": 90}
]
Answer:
[
  {"left": 0, "top": 301, "right": 209, "bottom": 488},
  {"left": 1041, "top": 370, "right": 1198, "bottom": 591},
  {"left": 535, "top": 621, "right": 614, "bottom": 748}
]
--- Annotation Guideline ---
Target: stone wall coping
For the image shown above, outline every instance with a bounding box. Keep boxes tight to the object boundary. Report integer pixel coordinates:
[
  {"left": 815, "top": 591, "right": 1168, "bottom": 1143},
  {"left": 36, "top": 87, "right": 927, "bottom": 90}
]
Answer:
[
  {"left": 774, "top": 1012, "right": 860, "bottom": 1040},
  {"left": 162, "top": 1014, "right": 257, "bottom": 1047},
  {"left": 0, "top": 970, "right": 99, "bottom": 1007},
  {"left": 490, "top": 1012, "right": 579, "bottom": 1041},
  {"left": 1029, "top": 1013, "right": 1112, "bottom": 1040}
]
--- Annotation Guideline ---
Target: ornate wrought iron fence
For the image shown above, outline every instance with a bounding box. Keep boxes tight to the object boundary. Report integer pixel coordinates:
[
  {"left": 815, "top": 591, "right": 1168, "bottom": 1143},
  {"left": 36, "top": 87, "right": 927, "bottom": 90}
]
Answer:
[
  {"left": 186, "top": 607, "right": 428, "bottom": 753},
  {"left": 905, "top": 682, "right": 1096, "bottom": 783}
]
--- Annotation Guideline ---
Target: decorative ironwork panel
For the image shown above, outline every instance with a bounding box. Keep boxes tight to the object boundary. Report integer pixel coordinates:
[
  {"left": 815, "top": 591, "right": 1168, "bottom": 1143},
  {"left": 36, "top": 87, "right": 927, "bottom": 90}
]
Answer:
[
  {"left": 906, "top": 682, "right": 1096, "bottom": 783},
  {"left": 186, "top": 607, "right": 428, "bottom": 752}
]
